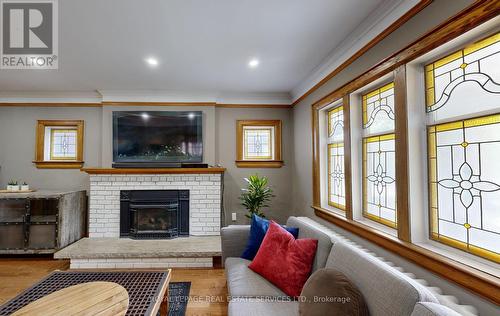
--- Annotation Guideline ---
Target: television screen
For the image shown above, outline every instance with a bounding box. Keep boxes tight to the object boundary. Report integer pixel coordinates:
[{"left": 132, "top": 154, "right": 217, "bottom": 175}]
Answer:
[{"left": 113, "top": 111, "right": 203, "bottom": 163}]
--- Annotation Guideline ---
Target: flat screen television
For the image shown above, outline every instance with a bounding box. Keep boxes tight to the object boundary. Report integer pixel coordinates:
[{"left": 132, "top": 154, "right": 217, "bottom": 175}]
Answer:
[{"left": 113, "top": 111, "right": 203, "bottom": 165}]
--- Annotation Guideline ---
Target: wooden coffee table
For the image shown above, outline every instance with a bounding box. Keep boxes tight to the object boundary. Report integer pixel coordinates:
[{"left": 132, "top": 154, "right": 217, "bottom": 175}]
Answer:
[
  {"left": 11, "top": 282, "right": 129, "bottom": 316},
  {"left": 0, "top": 270, "right": 172, "bottom": 316}
]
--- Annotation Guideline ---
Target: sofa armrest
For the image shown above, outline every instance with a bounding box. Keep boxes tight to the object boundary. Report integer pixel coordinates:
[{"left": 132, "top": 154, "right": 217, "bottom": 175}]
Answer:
[{"left": 221, "top": 225, "right": 250, "bottom": 265}]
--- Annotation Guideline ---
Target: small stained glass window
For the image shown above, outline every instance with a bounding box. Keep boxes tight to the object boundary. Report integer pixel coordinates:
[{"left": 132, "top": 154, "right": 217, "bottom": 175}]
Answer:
[
  {"left": 327, "top": 106, "right": 345, "bottom": 210},
  {"left": 236, "top": 120, "right": 282, "bottom": 168},
  {"left": 243, "top": 127, "right": 273, "bottom": 160},
  {"left": 50, "top": 129, "right": 78, "bottom": 160}
]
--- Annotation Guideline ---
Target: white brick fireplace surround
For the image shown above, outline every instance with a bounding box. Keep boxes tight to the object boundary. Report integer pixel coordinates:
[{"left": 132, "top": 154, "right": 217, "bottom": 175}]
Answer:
[{"left": 88, "top": 172, "right": 223, "bottom": 237}]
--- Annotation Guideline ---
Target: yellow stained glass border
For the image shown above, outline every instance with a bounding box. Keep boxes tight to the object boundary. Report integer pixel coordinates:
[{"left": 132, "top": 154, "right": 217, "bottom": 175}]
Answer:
[
  {"left": 328, "top": 105, "right": 343, "bottom": 138},
  {"left": 362, "top": 82, "right": 394, "bottom": 126},
  {"left": 424, "top": 32, "right": 500, "bottom": 108},
  {"left": 327, "top": 143, "right": 346, "bottom": 211},
  {"left": 362, "top": 133, "right": 397, "bottom": 229},
  {"left": 49, "top": 129, "right": 78, "bottom": 161},
  {"left": 427, "top": 113, "right": 500, "bottom": 264}
]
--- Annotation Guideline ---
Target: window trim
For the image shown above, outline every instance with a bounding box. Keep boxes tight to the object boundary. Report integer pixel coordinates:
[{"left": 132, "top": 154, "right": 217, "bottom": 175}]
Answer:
[
  {"left": 34, "top": 120, "right": 84, "bottom": 169},
  {"left": 236, "top": 120, "right": 283, "bottom": 168},
  {"left": 311, "top": 1, "right": 499, "bottom": 304}
]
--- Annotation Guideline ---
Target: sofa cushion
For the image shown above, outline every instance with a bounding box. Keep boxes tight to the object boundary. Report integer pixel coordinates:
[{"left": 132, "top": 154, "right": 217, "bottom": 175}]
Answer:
[
  {"left": 299, "top": 268, "right": 369, "bottom": 316},
  {"left": 249, "top": 221, "right": 318, "bottom": 297},
  {"left": 286, "top": 217, "right": 334, "bottom": 272},
  {"left": 241, "top": 214, "right": 299, "bottom": 260},
  {"left": 225, "top": 257, "right": 287, "bottom": 297},
  {"left": 411, "top": 303, "right": 462, "bottom": 316},
  {"left": 326, "top": 242, "right": 438, "bottom": 316},
  {"left": 229, "top": 298, "right": 299, "bottom": 316}
]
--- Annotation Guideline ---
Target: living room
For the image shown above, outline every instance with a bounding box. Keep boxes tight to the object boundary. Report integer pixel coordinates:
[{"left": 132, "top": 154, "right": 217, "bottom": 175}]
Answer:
[{"left": 0, "top": 0, "right": 498, "bottom": 315}]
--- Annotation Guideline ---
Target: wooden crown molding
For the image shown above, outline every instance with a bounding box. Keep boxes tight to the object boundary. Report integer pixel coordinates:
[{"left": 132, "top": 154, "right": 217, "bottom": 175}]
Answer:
[
  {"left": 313, "top": 0, "right": 500, "bottom": 110},
  {"left": 0, "top": 102, "right": 291, "bottom": 109},
  {"left": 292, "top": 0, "right": 433, "bottom": 106}
]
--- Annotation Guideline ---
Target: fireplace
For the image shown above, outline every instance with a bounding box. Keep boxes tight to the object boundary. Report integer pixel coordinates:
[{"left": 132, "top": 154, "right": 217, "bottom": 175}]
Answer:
[{"left": 120, "top": 190, "right": 189, "bottom": 239}]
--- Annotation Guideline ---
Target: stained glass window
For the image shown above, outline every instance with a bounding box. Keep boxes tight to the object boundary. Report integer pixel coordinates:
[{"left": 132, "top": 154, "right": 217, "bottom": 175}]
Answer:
[
  {"left": 243, "top": 127, "right": 273, "bottom": 160},
  {"left": 361, "top": 81, "right": 397, "bottom": 228},
  {"left": 327, "top": 106, "right": 345, "bottom": 210},
  {"left": 428, "top": 114, "right": 500, "bottom": 263},
  {"left": 362, "top": 134, "right": 397, "bottom": 228},
  {"left": 50, "top": 129, "right": 78, "bottom": 160},
  {"left": 425, "top": 32, "right": 500, "bottom": 263},
  {"left": 425, "top": 32, "right": 500, "bottom": 121},
  {"left": 362, "top": 82, "right": 395, "bottom": 135}
]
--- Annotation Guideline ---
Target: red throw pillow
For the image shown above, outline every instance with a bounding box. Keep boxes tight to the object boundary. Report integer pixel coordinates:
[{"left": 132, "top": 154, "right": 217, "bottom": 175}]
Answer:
[{"left": 249, "top": 221, "right": 318, "bottom": 297}]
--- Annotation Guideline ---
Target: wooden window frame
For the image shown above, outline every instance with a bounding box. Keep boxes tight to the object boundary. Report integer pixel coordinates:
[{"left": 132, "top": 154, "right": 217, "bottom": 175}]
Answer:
[
  {"left": 311, "top": 1, "right": 499, "bottom": 304},
  {"left": 236, "top": 120, "right": 283, "bottom": 168},
  {"left": 34, "top": 120, "right": 84, "bottom": 169}
]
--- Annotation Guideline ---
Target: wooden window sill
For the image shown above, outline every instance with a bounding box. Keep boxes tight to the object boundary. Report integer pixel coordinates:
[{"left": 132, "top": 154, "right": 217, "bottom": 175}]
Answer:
[
  {"left": 312, "top": 205, "right": 500, "bottom": 304},
  {"left": 33, "top": 161, "right": 84, "bottom": 169},
  {"left": 235, "top": 160, "right": 284, "bottom": 168}
]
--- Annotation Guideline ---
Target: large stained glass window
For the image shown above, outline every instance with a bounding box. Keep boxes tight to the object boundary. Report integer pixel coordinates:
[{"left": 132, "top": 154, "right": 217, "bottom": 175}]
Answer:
[
  {"left": 425, "top": 33, "right": 500, "bottom": 121},
  {"left": 50, "top": 129, "right": 78, "bottom": 160},
  {"left": 362, "top": 82, "right": 397, "bottom": 228},
  {"left": 327, "top": 106, "right": 345, "bottom": 210},
  {"left": 425, "top": 32, "right": 500, "bottom": 263},
  {"left": 363, "top": 134, "right": 396, "bottom": 227},
  {"left": 428, "top": 115, "right": 500, "bottom": 263}
]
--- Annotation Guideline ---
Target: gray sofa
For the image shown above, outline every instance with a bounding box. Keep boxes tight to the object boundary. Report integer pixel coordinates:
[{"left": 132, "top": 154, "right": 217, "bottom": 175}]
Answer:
[{"left": 221, "top": 216, "right": 462, "bottom": 316}]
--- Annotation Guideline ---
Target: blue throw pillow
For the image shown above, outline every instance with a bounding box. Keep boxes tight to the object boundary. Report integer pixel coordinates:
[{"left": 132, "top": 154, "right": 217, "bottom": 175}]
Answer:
[{"left": 241, "top": 214, "right": 299, "bottom": 260}]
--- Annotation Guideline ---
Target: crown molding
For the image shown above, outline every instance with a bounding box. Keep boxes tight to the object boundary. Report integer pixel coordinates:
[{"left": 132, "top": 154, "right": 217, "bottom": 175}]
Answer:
[
  {"left": 0, "top": 90, "right": 292, "bottom": 108},
  {"left": 0, "top": 91, "right": 102, "bottom": 104},
  {"left": 291, "top": 0, "right": 429, "bottom": 104}
]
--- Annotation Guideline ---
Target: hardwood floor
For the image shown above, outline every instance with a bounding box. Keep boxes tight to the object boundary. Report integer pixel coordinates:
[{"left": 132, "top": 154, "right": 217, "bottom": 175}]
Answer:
[{"left": 0, "top": 257, "right": 228, "bottom": 316}]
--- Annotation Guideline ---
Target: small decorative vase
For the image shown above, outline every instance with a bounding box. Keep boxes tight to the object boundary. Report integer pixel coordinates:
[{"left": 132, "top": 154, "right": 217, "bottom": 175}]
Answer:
[
  {"left": 21, "top": 185, "right": 29, "bottom": 191},
  {"left": 11, "top": 185, "right": 20, "bottom": 191}
]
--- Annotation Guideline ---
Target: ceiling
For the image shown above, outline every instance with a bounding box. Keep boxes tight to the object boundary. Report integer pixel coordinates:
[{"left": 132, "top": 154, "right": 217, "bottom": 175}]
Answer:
[{"left": 0, "top": 0, "right": 400, "bottom": 102}]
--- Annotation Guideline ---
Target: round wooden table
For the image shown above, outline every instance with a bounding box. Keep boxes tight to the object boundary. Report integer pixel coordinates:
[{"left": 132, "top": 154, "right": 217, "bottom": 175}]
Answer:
[{"left": 12, "top": 281, "right": 129, "bottom": 316}]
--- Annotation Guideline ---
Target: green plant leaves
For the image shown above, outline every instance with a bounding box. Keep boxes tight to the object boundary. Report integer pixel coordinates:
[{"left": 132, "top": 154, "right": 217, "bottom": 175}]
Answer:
[{"left": 240, "top": 174, "right": 275, "bottom": 219}]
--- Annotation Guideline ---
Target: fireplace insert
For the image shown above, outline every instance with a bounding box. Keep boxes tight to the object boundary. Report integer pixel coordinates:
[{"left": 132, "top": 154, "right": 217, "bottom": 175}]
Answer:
[{"left": 120, "top": 190, "right": 189, "bottom": 239}]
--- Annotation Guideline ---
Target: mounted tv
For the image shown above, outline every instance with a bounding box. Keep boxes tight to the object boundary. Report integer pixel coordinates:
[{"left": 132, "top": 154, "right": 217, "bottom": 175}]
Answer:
[{"left": 113, "top": 111, "right": 203, "bottom": 167}]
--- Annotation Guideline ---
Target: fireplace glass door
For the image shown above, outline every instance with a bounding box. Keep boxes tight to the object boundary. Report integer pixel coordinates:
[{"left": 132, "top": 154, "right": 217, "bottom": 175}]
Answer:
[{"left": 130, "top": 203, "right": 178, "bottom": 238}]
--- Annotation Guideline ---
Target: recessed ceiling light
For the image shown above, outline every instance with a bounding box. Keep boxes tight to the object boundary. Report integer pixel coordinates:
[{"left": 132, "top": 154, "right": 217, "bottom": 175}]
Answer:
[
  {"left": 145, "top": 57, "right": 159, "bottom": 67},
  {"left": 248, "top": 58, "right": 259, "bottom": 68}
]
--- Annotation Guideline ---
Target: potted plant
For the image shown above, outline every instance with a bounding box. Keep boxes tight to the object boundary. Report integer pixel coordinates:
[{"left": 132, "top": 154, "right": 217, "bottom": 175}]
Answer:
[
  {"left": 239, "top": 174, "right": 275, "bottom": 219},
  {"left": 21, "top": 182, "right": 29, "bottom": 191},
  {"left": 7, "top": 180, "right": 19, "bottom": 191}
]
